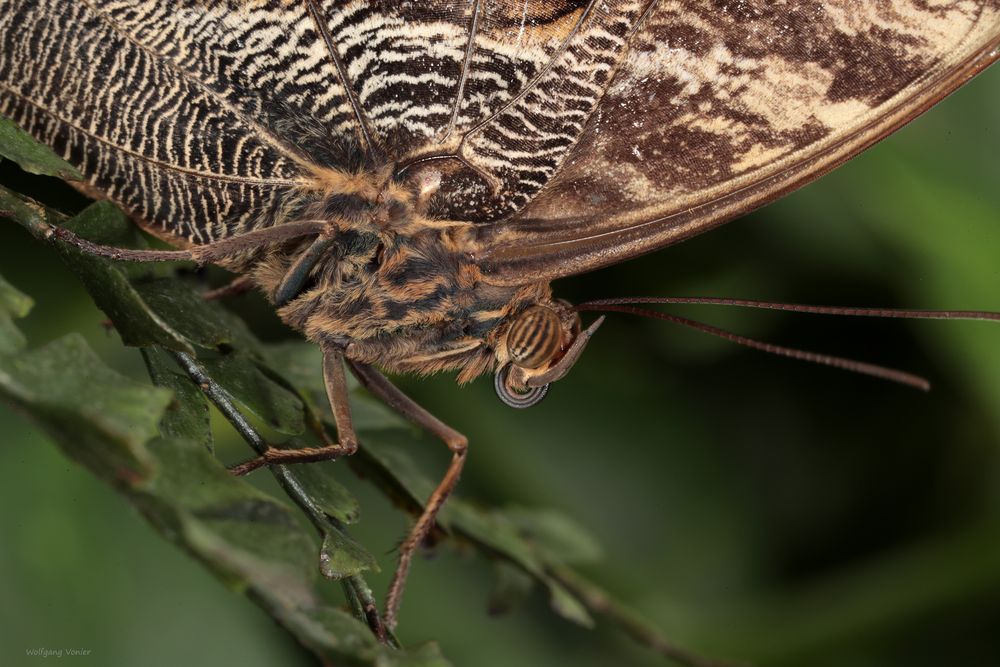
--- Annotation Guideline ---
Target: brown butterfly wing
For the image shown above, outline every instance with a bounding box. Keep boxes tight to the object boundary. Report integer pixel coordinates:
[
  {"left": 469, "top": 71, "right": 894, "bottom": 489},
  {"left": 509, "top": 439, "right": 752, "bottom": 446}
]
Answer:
[
  {"left": 3, "top": 0, "right": 997, "bottom": 280},
  {"left": 473, "top": 1, "right": 1000, "bottom": 285},
  {"left": 0, "top": 0, "right": 330, "bottom": 245},
  {"left": 0, "top": 0, "right": 639, "bottom": 239}
]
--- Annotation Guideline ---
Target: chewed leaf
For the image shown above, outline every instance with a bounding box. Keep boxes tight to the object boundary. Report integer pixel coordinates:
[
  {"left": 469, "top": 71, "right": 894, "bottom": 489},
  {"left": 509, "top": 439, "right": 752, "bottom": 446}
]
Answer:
[
  {"left": 0, "top": 115, "right": 82, "bottom": 179},
  {"left": 0, "top": 273, "right": 32, "bottom": 354},
  {"left": 0, "top": 333, "right": 170, "bottom": 484}
]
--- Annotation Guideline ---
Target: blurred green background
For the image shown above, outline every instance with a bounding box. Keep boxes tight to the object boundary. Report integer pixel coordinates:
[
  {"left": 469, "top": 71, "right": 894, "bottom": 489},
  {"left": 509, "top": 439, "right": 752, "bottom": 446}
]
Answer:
[{"left": 1, "top": 65, "right": 999, "bottom": 667}]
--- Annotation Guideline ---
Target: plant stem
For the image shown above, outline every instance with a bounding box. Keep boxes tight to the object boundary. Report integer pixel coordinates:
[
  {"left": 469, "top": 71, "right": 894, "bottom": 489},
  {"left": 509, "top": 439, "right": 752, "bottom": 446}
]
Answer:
[{"left": 168, "top": 349, "right": 391, "bottom": 643}]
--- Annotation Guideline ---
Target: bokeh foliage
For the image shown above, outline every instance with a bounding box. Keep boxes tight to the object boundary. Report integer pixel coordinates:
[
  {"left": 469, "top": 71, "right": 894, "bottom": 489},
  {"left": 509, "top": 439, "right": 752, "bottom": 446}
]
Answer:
[{"left": 0, "top": 66, "right": 998, "bottom": 667}]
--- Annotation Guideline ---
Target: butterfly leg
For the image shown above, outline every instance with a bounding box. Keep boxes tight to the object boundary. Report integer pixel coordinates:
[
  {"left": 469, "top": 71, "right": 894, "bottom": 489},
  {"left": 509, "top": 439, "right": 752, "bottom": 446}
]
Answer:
[
  {"left": 43, "top": 220, "right": 327, "bottom": 264},
  {"left": 202, "top": 275, "right": 255, "bottom": 301},
  {"left": 229, "top": 347, "right": 358, "bottom": 476},
  {"left": 273, "top": 234, "right": 338, "bottom": 306},
  {"left": 204, "top": 231, "right": 336, "bottom": 305},
  {"left": 347, "top": 360, "right": 468, "bottom": 630},
  {"left": 46, "top": 218, "right": 337, "bottom": 306}
]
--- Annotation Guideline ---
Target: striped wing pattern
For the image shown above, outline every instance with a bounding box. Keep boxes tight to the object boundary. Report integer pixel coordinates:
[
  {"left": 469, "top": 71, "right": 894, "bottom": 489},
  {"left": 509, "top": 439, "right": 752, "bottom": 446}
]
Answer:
[
  {"left": 0, "top": 0, "right": 308, "bottom": 244},
  {"left": 0, "top": 0, "right": 997, "bottom": 281},
  {"left": 0, "top": 0, "right": 653, "bottom": 238}
]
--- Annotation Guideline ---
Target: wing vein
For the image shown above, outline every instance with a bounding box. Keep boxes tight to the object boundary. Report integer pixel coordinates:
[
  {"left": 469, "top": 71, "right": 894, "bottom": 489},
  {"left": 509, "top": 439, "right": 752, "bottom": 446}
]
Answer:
[
  {"left": 494, "top": 0, "right": 659, "bottom": 217},
  {"left": 78, "top": 0, "right": 313, "bottom": 170},
  {"left": 0, "top": 81, "right": 302, "bottom": 188},
  {"left": 305, "top": 0, "right": 377, "bottom": 152},
  {"left": 458, "top": 0, "right": 600, "bottom": 148},
  {"left": 443, "top": 0, "right": 483, "bottom": 141}
]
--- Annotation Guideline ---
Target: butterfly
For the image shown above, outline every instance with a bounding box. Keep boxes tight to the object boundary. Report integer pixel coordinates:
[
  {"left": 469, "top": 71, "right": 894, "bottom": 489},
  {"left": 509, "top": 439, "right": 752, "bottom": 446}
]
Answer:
[{"left": 1, "top": 0, "right": 998, "bottom": 632}]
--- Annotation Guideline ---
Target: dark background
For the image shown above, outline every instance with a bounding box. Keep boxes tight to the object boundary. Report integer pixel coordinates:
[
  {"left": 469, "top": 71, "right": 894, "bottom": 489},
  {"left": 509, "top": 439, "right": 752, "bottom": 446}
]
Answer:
[{"left": 1, "top": 66, "right": 998, "bottom": 666}]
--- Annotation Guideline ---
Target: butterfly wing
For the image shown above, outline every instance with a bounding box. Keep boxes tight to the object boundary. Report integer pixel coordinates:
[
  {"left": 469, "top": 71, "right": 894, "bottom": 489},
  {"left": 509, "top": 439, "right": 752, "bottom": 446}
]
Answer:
[
  {"left": 0, "top": 0, "right": 647, "bottom": 239},
  {"left": 0, "top": 0, "right": 329, "bottom": 244},
  {"left": 471, "top": 1, "right": 1000, "bottom": 285},
  {"left": 3, "top": 0, "right": 997, "bottom": 278}
]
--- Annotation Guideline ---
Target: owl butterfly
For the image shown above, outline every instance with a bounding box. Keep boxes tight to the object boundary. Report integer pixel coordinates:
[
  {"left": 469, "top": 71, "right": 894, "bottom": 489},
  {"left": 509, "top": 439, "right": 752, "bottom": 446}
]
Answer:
[{"left": 1, "top": 0, "right": 998, "bottom": 631}]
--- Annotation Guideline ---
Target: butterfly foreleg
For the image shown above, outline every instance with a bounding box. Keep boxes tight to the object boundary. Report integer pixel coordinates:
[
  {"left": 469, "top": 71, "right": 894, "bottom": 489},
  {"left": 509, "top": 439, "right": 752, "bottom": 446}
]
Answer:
[
  {"left": 201, "top": 274, "right": 255, "bottom": 301},
  {"left": 203, "top": 228, "right": 337, "bottom": 305},
  {"left": 273, "top": 233, "right": 338, "bottom": 306},
  {"left": 41, "top": 219, "right": 328, "bottom": 264},
  {"left": 347, "top": 359, "right": 468, "bottom": 630},
  {"left": 229, "top": 347, "right": 358, "bottom": 476}
]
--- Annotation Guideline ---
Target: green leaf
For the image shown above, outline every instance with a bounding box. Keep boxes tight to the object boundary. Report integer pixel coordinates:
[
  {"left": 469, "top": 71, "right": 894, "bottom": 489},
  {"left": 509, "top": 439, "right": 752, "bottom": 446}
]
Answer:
[
  {"left": 0, "top": 115, "right": 82, "bottom": 179},
  {"left": 201, "top": 350, "right": 306, "bottom": 436},
  {"left": 353, "top": 430, "right": 596, "bottom": 627},
  {"left": 142, "top": 347, "right": 214, "bottom": 453},
  {"left": 265, "top": 341, "right": 406, "bottom": 431},
  {"left": 501, "top": 507, "right": 604, "bottom": 565},
  {"left": 133, "top": 277, "right": 267, "bottom": 355},
  {"left": 54, "top": 202, "right": 199, "bottom": 352},
  {"left": 281, "top": 456, "right": 361, "bottom": 525},
  {"left": 143, "top": 436, "right": 441, "bottom": 664},
  {"left": 0, "top": 193, "right": 200, "bottom": 353},
  {"left": 145, "top": 437, "right": 317, "bottom": 584},
  {"left": 0, "top": 268, "right": 426, "bottom": 663},
  {"left": 0, "top": 183, "right": 67, "bottom": 236},
  {"left": 0, "top": 189, "right": 262, "bottom": 356},
  {"left": 487, "top": 561, "right": 536, "bottom": 616},
  {"left": 320, "top": 528, "right": 380, "bottom": 579},
  {"left": 139, "top": 438, "right": 444, "bottom": 665},
  {"left": 0, "top": 274, "right": 32, "bottom": 354},
  {"left": 0, "top": 339, "right": 441, "bottom": 664},
  {"left": 260, "top": 604, "right": 449, "bottom": 667},
  {"left": 379, "top": 641, "right": 451, "bottom": 667},
  {"left": 0, "top": 333, "right": 170, "bottom": 485}
]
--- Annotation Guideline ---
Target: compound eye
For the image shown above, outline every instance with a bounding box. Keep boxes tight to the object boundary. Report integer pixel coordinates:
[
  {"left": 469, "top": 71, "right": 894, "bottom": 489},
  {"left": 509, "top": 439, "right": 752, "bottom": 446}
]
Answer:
[{"left": 507, "top": 305, "right": 563, "bottom": 369}]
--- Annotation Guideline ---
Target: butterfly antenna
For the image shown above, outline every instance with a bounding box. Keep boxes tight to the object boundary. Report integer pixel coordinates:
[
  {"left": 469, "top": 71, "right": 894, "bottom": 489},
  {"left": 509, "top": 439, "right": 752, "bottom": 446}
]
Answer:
[
  {"left": 576, "top": 296, "right": 1000, "bottom": 322},
  {"left": 573, "top": 298, "right": 1000, "bottom": 391}
]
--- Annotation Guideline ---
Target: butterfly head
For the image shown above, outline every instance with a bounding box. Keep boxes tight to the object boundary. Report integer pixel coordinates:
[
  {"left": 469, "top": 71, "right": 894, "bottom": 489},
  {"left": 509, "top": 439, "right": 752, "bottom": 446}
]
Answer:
[{"left": 493, "top": 301, "right": 604, "bottom": 409}]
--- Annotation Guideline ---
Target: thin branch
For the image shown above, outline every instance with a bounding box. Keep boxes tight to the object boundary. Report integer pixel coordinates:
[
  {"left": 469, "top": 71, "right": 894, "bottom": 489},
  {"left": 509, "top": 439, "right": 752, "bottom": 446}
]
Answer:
[{"left": 167, "top": 350, "right": 391, "bottom": 643}]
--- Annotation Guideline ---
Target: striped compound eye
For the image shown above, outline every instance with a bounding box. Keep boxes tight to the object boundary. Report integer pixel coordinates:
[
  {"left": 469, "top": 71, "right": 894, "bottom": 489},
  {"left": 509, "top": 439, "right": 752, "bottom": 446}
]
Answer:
[{"left": 507, "top": 305, "right": 564, "bottom": 369}]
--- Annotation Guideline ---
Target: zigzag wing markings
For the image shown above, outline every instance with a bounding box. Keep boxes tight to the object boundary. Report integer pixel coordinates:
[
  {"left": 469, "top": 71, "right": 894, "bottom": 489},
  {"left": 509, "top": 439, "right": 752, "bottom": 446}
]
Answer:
[
  {"left": 314, "top": 1, "right": 474, "bottom": 152},
  {"left": 306, "top": 1, "right": 651, "bottom": 222},
  {"left": 2, "top": 0, "right": 662, "bottom": 247},
  {"left": 0, "top": 0, "right": 308, "bottom": 244},
  {"left": 447, "top": 0, "right": 650, "bottom": 219},
  {"left": 478, "top": 0, "right": 1000, "bottom": 284}
]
